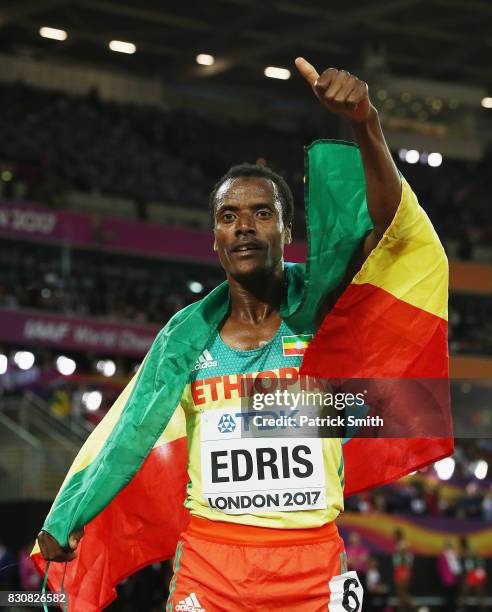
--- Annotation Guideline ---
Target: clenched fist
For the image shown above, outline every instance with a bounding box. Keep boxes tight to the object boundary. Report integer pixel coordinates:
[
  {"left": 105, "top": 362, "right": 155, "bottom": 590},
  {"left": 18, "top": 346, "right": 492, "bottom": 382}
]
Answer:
[
  {"left": 295, "top": 57, "right": 373, "bottom": 123},
  {"left": 37, "top": 528, "right": 84, "bottom": 562}
]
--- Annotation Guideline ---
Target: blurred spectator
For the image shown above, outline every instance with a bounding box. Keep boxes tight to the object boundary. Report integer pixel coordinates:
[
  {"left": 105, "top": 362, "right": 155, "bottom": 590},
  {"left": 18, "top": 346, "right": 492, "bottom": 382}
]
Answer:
[
  {"left": 345, "top": 531, "right": 370, "bottom": 589},
  {"left": 365, "top": 557, "right": 389, "bottom": 612},
  {"left": 424, "top": 482, "right": 443, "bottom": 517},
  {"left": 459, "top": 536, "right": 487, "bottom": 612},
  {"left": 437, "top": 540, "right": 462, "bottom": 611},
  {"left": 482, "top": 491, "right": 492, "bottom": 522},
  {"left": 392, "top": 530, "right": 415, "bottom": 612},
  {"left": 409, "top": 482, "right": 427, "bottom": 515},
  {"left": 457, "top": 483, "right": 483, "bottom": 520}
]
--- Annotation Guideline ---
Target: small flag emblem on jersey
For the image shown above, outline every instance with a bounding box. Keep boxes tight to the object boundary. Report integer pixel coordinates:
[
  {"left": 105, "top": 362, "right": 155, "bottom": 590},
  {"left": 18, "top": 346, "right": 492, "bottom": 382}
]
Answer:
[{"left": 281, "top": 334, "right": 313, "bottom": 356}]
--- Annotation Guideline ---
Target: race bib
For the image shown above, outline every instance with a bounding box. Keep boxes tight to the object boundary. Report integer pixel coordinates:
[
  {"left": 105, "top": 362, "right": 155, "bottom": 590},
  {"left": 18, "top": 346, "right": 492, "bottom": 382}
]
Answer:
[
  {"left": 328, "top": 571, "right": 363, "bottom": 612},
  {"left": 200, "top": 408, "right": 326, "bottom": 513}
]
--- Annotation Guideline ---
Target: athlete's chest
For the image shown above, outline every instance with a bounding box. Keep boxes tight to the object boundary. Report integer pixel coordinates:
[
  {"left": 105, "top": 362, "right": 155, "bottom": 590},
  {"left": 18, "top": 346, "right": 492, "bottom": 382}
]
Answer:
[
  {"left": 219, "top": 314, "right": 283, "bottom": 351},
  {"left": 185, "top": 321, "right": 314, "bottom": 414}
]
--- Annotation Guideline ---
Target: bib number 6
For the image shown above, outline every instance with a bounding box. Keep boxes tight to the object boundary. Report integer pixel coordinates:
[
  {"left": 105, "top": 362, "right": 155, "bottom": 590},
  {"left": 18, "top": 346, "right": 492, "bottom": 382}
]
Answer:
[
  {"left": 342, "top": 577, "right": 361, "bottom": 611},
  {"left": 328, "top": 571, "right": 363, "bottom": 612}
]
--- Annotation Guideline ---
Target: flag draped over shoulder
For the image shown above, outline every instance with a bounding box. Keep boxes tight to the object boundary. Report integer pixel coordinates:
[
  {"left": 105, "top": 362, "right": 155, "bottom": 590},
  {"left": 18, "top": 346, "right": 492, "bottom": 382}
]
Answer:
[
  {"left": 31, "top": 141, "right": 452, "bottom": 611},
  {"left": 299, "top": 142, "right": 452, "bottom": 495}
]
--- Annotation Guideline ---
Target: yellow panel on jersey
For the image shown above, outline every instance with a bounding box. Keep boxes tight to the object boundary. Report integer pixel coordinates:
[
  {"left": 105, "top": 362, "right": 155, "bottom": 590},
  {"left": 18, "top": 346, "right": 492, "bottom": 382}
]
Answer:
[{"left": 181, "top": 320, "right": 344, "bottom": 529}]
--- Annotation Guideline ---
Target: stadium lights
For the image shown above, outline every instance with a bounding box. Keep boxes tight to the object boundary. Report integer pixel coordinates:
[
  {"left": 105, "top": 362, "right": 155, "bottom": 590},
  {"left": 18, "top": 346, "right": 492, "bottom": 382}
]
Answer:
[
  {"left": 474, "top": 460, "right": 488, "bottom": 480},
  {"left": 0, "top": 354, "right": 7, "bottom": 375},
  {"left": 14, "top": 351, "right": 35, "bottom": 370},
  {"left": 39, "top": 27, "right": 67, "bottom": 41},
  {"left": 428, "top": 152, "right": 442, "bottom": 167},
  {"left": 405, "top": 149, "right": 419, "bottom": 164},
  {"left": 196, "top": 54, "right": 215, "bottom": 66},
  {"left": 399, "top": 148, "right": 442, "bottom": 167},
  {"left": 480, "top": 97, "right": 492, "bottom": 109},
  {"left": 56, "top": 356, "right": 76, "bottom": 376},
  {"left": 188, "top": 281, "right": 204, "bottom": 294},
  {"left": 96, "top": 359, "right": 116, "bottom": 377},
  {"left": 264, "top": 66, "right": 291, "bottom": 80},
  {"left": 82, "top": 391, "right": 103, "bottom": 412},
  {"left": 109, "top": 40, "right": 136, "bottom": 55},
  {"left": 435, "top": 457, "right": 455, "bottom": 480}
]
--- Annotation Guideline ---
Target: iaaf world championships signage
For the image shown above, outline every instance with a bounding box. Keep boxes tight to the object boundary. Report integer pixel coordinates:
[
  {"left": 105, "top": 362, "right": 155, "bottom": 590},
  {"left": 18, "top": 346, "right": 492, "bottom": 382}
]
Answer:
[{"left": 0, "top": 308, "right": 159, "bottom": 357}]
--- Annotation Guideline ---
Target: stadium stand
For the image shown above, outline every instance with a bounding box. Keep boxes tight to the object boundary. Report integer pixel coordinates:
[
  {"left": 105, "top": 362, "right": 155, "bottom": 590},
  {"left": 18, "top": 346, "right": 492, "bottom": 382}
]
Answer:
[{"left": 0, "top": 81, "right": 491, "bottom": 255}]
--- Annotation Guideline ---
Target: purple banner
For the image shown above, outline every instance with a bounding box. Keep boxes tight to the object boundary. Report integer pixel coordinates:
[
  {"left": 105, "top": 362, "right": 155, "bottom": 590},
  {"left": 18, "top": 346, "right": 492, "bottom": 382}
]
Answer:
[
  {"left": 0, "top": 308, "right": 159, "bottom": 357},
  {"left": 0, "top": 201, "right": 88, "bottom": 242},
  {"left": 0, "top": 201, "right": 306, "bottom": 263}
]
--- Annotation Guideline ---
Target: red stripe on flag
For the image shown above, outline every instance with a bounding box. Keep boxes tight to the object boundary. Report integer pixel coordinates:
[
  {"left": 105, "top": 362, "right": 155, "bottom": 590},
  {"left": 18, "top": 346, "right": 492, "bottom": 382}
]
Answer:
[
  {"left": 283, "top": 347, "right": 306, "bottom": 356},
  {"left": 300, "top": 282, "right": 452, "bottom": 496},
  {"left": 301, "top": 282, "right": 448, "bottom": 379},
  {"left": 32, "top": 436, "right": 189, "bottom": 612}
]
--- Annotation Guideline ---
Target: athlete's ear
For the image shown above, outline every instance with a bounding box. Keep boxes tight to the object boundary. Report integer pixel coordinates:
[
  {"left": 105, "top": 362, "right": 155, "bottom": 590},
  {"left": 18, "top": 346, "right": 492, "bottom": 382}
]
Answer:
[{"left": 284, "top": 224, "right": 292, "bottom": 245}]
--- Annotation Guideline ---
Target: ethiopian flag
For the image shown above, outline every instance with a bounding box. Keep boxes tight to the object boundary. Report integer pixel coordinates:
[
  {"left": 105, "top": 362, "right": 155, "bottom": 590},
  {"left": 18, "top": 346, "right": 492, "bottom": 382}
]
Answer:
[
  {"left": 282, "top": 334, "right": 313, "bottom": 356},
  {"left": 31, "top": 141, "right": 453, "bottom": 610}
]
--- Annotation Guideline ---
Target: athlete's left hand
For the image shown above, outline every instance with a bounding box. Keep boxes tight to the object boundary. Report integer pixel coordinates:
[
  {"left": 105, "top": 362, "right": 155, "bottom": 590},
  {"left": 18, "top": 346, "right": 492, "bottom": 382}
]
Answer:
[{"left": 295, "top": 57, "right": 373, "bottom": 123}]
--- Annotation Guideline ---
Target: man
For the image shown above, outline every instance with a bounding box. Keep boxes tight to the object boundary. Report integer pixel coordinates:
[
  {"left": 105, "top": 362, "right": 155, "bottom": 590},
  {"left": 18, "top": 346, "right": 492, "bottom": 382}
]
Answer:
[{"left": 36, "top": 58, "right": 451, "bottom": 611}]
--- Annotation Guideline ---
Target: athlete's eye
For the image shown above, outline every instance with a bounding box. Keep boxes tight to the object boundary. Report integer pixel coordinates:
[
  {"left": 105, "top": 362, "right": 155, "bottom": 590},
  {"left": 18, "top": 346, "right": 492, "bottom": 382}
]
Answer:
[
  {"left": 257, "top": 209, "right": 273, "bottom": 219},
  {"left": 222, "top": 212, "right": 236, "bottom": 222}
]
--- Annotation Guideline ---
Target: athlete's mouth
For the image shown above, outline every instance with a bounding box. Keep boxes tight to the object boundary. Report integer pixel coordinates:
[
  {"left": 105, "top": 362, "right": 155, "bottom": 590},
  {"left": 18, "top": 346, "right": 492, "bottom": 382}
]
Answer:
[{"left": 231, "top": 241, "right": 263, "bottom": 253}]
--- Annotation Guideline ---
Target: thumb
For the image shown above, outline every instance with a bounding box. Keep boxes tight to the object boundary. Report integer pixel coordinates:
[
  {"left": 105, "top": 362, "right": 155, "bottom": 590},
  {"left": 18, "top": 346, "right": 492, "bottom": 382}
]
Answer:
[{"left": 295, "top": 57, "right": 319, "bottom": 87}]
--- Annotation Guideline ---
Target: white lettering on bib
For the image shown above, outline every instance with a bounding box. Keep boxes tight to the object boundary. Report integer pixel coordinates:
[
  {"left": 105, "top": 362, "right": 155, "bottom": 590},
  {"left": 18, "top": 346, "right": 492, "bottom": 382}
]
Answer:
[{"left": 200, "top": 408, "right": 326, "bottom": 514}]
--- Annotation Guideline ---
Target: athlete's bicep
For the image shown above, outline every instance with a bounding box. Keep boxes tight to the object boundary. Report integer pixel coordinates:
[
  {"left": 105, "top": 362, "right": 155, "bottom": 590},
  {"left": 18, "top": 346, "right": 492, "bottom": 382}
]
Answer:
[{"left": 362, "top": 228, "right": 384, "bottom": 259}]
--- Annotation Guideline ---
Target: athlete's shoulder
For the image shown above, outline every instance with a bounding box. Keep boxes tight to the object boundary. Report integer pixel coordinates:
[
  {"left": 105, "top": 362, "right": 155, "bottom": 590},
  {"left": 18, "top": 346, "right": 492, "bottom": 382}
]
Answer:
[
  {"left": 166, "top": 300, "right": 203, "bottom": 329},
  {"left": 158, "top": 280, "right": 229, "bottom": 337}
]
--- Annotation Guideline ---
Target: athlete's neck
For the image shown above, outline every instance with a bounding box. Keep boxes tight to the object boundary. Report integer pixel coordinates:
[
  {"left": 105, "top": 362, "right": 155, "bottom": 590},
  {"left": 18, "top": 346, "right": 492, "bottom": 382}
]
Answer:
[{"left": 226, "top": 266, "right": 284, "bottom": 325}]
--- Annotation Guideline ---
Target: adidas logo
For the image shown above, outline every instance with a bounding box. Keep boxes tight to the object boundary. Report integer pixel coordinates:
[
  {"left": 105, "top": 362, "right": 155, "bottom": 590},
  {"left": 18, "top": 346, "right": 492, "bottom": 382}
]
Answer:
[
  {"left": 175, "top": 592, "right": 205, "bottom": 612},
  {"left": 193, "top": 349, "right": 218, "bottom": 371}
]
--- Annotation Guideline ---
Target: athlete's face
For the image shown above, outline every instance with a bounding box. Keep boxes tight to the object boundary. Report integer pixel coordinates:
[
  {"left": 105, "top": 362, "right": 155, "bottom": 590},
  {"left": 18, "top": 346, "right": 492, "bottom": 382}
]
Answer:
[{"left": 213, "top": 177, "right": 292, "bottom": 279}]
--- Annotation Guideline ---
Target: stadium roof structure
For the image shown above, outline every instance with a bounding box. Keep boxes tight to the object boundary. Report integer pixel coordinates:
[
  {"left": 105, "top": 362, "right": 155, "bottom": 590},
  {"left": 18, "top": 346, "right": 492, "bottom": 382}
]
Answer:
[{"left": 0, "top": 0, "right": 491, "bottom": 96}]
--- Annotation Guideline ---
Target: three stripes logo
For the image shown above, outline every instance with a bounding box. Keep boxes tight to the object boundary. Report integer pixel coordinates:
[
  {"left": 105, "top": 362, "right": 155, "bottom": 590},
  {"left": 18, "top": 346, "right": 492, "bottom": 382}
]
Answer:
[
  {"left": 175, "top": 592, "right": 206, "bottom": 612},
  {"left": 193, "top": 349, "right": 218, "bottom": 371}
]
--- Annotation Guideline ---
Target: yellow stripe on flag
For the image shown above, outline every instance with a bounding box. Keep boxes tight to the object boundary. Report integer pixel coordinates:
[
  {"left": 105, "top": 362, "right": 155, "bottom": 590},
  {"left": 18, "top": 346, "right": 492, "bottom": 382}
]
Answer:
[
  {"left": 353, "top": 178, "right": 448, "bottom": 321},
  {"left": 55, "top": 364, "right": 143, "bottom": 484},
  {"left": 283, "top": 341, "right": 309, "bottom": 349},
  {"left": 154, "top": 404, "right": 186, "bottom": 447}
]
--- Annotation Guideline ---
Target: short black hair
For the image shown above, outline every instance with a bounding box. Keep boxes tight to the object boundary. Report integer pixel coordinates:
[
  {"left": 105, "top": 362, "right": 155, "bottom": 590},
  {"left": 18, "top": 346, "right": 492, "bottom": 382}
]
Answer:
[{"left": 209, "top": 163, "right": 294, "bottom": 227}]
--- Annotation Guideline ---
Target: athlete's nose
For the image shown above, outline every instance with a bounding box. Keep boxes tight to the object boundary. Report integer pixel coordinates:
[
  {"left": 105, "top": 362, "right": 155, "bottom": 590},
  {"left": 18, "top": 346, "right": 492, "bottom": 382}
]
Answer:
[{"left": 235, "top": 212, "right": 256, "bottom": 237}]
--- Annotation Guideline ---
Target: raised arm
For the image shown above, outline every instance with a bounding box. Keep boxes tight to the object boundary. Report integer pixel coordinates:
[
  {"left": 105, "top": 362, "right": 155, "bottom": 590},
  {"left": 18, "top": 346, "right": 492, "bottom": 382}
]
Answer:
[{"left": 295, "top": 57, "right": 401, "bottom": 258}]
